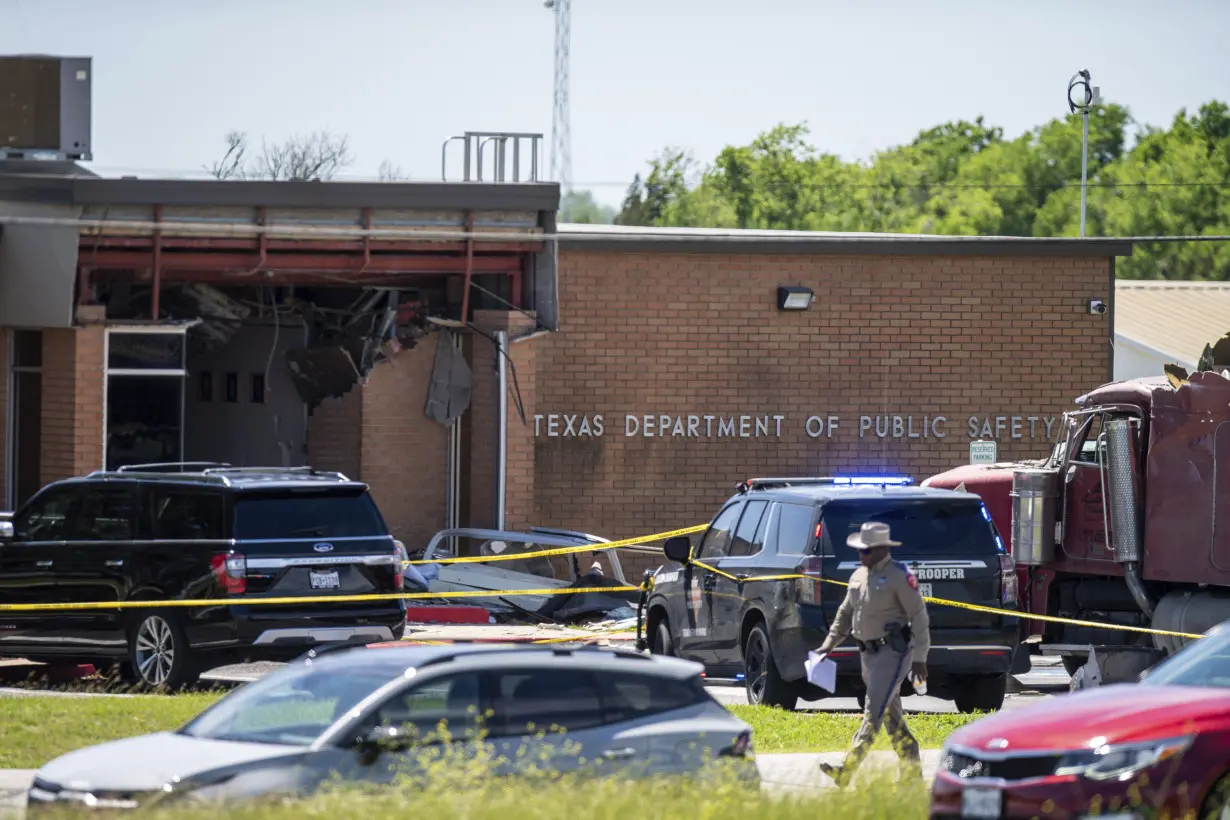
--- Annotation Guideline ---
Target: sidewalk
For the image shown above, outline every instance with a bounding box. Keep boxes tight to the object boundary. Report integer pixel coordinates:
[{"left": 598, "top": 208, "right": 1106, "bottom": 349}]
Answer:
[
  {"left": 757, "top": 750, "right": 943, "bottom": 793},
  {"left": 0, "top": 751, "right": 944, "bottom": 812}
]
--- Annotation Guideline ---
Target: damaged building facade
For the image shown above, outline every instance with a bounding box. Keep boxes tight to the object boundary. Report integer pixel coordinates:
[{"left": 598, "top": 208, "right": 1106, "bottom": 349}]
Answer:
[
  {"left": 0, "top": 165, "right": 558, "bottom": 549},
  {"left": 0, "top": 168, "right": 1133, "bottom": 568}
]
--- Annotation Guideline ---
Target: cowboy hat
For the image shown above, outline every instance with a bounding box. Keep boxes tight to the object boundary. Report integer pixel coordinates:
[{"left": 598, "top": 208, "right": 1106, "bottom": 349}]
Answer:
[{"left": 847, "top": 521, "right": 901, "bottom": 549}]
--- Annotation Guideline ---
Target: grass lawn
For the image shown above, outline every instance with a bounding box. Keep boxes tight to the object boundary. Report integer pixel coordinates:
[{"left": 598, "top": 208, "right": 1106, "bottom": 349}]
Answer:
[
  {"left": 0, "top": 694, "right": 216, "bottom": 769},
  {"left": 727, "top": 704, "right": 984, "bottom": 754},
  {"left": 0, "top": 692, "right": 980, "bottom": 770},
  {"left": 146, "top": 773, "right": 932, "bottom": 820}
]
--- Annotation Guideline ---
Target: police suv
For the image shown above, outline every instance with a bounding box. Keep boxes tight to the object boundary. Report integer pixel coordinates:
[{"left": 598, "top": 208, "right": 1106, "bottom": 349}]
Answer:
[{"left": 640, "top": 477, "right": 1021, "bottom": 713}]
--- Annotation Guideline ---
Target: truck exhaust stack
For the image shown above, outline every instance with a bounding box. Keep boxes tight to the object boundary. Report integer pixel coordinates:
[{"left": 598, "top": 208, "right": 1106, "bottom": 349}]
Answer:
[{"left": 1104, "top": 418, "right": 1154, "bottom": 618}]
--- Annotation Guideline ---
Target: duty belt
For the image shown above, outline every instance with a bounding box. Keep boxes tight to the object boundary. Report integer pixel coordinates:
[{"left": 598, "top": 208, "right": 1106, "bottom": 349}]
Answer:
[{"left": 855, "top": 636, "right": 889, "bottom": 652}]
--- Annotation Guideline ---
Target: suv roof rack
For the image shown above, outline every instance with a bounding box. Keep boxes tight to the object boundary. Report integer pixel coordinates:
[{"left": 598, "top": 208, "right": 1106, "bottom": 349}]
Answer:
[
  {"left": 86, "top": 470, "right": 234, "bottom": 486},
  {"left": 84, "top": 465, "right": 353, "bottom": 487},
  {"left": 738, "top": 476, "right": 914, "bottom": 492},
  {"left": 200, "top": 466, "right": 352, "bottom": 481},
  {"left": 115, "top": 462, "right": 231, "bottom": 473}
]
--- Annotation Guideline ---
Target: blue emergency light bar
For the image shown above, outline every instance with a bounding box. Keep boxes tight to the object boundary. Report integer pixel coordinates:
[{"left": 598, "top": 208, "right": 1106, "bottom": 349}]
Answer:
[
  {"left": 740, "top": 475, "right": 914, "bottom": 492},
  {"left": 831, "top": 476, "right": 913, "bottom": 487}
]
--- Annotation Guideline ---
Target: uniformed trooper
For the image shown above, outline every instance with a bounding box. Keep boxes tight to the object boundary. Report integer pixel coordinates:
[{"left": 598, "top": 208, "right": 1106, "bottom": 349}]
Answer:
[{"left": 814, "top": 521, "right": 930, "bottom": 788}]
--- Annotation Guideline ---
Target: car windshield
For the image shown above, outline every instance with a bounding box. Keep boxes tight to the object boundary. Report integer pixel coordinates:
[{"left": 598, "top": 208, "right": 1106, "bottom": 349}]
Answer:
[
  {"left": 179, "top": 662, "right": 397, "bottom": 746},
  {"left": 820, "top": 499, "right": 1001, "bottom": 561},
  {"left": 1141, "top": 624, "right": 1230, "bottom": 689}
]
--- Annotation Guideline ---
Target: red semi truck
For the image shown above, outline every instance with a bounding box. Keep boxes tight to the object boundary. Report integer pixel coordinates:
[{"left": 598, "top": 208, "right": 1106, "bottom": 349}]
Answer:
[{"left": 922, "top": 370, "right": 1230, "bottom": 683}]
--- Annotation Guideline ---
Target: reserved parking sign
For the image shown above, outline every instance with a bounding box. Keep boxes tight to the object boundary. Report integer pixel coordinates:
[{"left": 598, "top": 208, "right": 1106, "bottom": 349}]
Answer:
[{"left": 969, "top": 439, "right": 997, "bottom": 465}]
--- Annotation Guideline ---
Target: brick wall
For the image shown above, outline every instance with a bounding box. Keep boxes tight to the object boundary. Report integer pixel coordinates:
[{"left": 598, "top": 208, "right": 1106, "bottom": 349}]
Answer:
[
  {"left": 40, "top": 326, "right": 104, "bottom": 484},
  {"left": 467, "top": 311, "right": 538, "bottom": 532},
  {"left": 534, "top": 251, "right": 1112, "bottom": 576},
  {"left": 307, "top": 391, "right": 361, "bottom": 480},
  {"left": 360, "top": 334, "right": 450, "bottom": 549}
]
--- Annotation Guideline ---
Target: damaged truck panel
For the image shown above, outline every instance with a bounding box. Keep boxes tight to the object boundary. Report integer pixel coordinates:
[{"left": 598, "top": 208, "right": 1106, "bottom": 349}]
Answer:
[{"left": 924, "top": 362, "right": 1230, "bottom": 679}]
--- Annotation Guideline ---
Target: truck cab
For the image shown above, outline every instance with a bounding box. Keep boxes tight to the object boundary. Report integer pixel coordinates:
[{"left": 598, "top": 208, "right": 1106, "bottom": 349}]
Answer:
[{"left": 924, "top": 371, "right": 1230, "bottom": 680}]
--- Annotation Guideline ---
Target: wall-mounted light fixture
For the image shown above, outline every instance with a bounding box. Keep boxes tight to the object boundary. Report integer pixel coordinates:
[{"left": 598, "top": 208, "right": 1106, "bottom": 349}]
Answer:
[{"left": 777, "top": 286, "right": 814, "bottom": 311}]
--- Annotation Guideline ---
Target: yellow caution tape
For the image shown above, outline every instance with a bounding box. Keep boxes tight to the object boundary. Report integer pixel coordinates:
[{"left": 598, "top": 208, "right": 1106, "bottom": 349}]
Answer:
[
  {"left": 0, "top": 516, "right": 1205, "bottom": 643},
  {"left": 687, "top": 560, "right": 1205, "bottom": 641},
  {"left": 0, "top": 585, "right": 642, "bottom": 613},
  {"left": 403, "top": 525, "right": 708, "bottom": 566}
]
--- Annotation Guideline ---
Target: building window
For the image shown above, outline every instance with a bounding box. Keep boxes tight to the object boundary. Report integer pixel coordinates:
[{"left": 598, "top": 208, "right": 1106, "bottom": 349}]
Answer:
[
  {"left": 250, "top": 373, "right": 266, "bottom": 404},
  {"left": 198, "top": 371, "right": 213, "bottom": 402},
  {"left": 8, "top": 329, "right": 43, "bottom": 509},
  {"left": 104, "top": 329, "right": 187, "bottom": 471},
  {"left": 225, "top": 373, "right": 239, "bottom": 403}
]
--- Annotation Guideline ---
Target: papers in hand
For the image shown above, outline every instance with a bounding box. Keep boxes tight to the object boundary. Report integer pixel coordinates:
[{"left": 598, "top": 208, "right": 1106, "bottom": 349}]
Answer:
[{"left": 805, "top": 650, "right": 837, "bottom": 693}]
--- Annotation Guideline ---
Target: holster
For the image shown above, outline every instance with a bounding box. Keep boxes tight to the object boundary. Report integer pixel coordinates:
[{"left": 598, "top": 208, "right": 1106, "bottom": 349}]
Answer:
[{"left": 859, "top": 624, "right": 913, "bottom": 655}]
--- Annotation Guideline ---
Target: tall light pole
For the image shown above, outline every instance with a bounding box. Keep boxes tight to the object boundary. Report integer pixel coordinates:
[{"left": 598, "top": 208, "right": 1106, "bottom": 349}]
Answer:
[
  {"left": 1068, "top": 69, "right": 1100, "bottom": 237},
  {"left": 545, "top": 0, "right": 572, "bottom": 194}
]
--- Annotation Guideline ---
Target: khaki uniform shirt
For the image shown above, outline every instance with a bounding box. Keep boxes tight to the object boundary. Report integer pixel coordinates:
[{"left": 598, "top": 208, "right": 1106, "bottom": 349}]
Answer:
[{"left": 817, "top": 554, "right": 931, "bottom": 663}]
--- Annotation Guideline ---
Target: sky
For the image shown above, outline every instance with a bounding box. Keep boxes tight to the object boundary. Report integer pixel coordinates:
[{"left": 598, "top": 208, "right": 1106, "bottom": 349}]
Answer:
[{"left": 4, "top": 0, "right": 1229, "bottom": 208}]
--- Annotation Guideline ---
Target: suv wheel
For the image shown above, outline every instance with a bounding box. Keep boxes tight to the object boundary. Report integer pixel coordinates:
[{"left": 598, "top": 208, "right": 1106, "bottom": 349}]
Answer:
[
  {"left": 743, "top": 624, "right": 798, "bottom": 710},
  {"left": 953, "top": 673, "right": 1007, "bottom": 713},
  {"left": 650, "top": 618, "right": 674, "bottom": 656},
  {"left": 129, "top": 611, "right": 199, "bottom": 691}
]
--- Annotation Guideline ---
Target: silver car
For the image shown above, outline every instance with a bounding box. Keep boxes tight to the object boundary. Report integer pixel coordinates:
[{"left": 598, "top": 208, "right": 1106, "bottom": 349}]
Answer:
[{"left": 27, "top": 644, "right": 757, "bottom": 811}]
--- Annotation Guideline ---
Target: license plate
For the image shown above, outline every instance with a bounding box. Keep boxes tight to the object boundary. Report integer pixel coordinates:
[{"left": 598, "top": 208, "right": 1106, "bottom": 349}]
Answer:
[
  {"left": 309, "top": 571, "right": 341, "bottom": 590},
  {"left": 919, "top": 583, "right": 933, "bottom": 598},
  {"left": 961, "top": 787, "right": 1002, "bottom": 819}
]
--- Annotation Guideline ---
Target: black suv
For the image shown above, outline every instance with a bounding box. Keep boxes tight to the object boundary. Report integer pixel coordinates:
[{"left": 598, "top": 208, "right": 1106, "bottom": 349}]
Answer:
[
  {"left": 0, "top": 464, "right": 407, "bottom": 689},
  {"left": 640, "top": 477, "right": 1021, "bottom": 713}
]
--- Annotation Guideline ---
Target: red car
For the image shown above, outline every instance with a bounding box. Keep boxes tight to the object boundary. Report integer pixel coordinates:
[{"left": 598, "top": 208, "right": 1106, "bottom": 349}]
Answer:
[{"left": 931, "top": 622, "right": 1230, "bottom": 820}]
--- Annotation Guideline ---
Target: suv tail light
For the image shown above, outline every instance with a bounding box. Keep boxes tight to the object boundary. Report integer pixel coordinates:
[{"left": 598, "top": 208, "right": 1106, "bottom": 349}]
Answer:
[
  {"left": 795, "top": 555, "right": 824, "bottom": 605},
  {"left": 999, "top": 554, "right": 1018, "bottom": 606},
  {"left": 211, "top": 552, "right": 247, "bottom": 595}
]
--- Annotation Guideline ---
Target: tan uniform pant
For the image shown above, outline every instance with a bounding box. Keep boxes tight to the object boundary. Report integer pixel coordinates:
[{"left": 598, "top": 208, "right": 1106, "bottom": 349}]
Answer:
[{"left": 841, "top": 645, "right": 921, "bottom": 774}]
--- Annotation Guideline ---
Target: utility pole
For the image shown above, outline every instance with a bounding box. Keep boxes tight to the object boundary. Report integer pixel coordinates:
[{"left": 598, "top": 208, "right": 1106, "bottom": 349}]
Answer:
[
  {"left": 545, "top": 0, "right": 572, "bottom": 194},
  {"left": 1068, "top": 69, "right": 1100, "bottom": 237}
]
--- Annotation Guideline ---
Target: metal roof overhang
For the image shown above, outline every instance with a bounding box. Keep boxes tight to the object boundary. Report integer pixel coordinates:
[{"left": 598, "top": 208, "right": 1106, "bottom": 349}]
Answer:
[{"left": 0, "top": 172, "right": 561, "bottom": 325}]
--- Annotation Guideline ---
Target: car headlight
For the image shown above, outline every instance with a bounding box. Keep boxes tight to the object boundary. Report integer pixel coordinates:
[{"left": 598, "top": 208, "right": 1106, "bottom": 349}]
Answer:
[{"left": 1055, "top": 735, "right": 1194, "bottom": 782}]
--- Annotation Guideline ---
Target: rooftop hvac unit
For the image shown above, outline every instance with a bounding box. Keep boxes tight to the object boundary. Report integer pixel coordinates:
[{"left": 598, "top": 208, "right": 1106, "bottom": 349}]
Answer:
[{"left": 0, "top": 55, "right": 93, "bottom": 161}]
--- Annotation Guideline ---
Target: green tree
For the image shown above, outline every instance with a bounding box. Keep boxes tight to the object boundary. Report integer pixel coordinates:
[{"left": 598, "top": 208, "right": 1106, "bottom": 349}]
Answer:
[
  {"left": 559, "top": 189, "right": 617, "bottom": 224},
  {"left": 617, "top": 100, "right": 1230, "bottom": 279}
]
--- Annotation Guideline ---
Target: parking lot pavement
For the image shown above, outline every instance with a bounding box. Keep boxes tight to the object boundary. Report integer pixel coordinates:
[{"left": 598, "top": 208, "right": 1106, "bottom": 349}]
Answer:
[
  {"left": 757, "top": 750, "right": 944, "bottom": 792},
  {"left": 705, "top": 683, "right": 1054, "bottom": 712}
]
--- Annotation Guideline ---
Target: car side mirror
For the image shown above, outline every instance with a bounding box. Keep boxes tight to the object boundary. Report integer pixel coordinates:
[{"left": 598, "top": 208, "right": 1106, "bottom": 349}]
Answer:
[
  {"left": 355, "top": 725, "right": 416, "bottom": 762},
  {"left": 0, "top": 520, "right": 13, "bottom": 541},
  {"left": 663, "top": 535, "right": 691, "bottom": 564}
]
